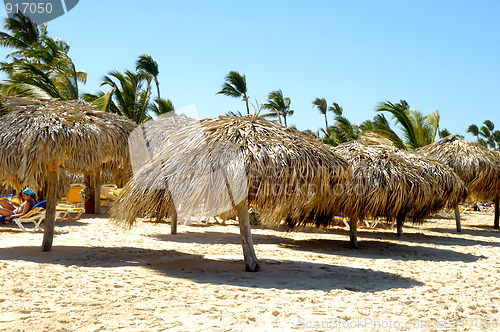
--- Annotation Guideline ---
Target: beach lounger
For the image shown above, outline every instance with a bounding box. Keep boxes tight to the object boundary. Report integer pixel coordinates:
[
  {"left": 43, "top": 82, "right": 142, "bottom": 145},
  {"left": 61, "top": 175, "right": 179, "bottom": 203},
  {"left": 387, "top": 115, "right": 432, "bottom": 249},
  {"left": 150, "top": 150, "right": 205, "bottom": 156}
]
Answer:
[
  {"left": 100, "top": 184, "right": 119, "bottom": 207},
  {"left": 56, "top": 206, "right": 84, "bottom": 221},
  {"left": 12, "top": 207, "right": 46, "bottom": 232}
]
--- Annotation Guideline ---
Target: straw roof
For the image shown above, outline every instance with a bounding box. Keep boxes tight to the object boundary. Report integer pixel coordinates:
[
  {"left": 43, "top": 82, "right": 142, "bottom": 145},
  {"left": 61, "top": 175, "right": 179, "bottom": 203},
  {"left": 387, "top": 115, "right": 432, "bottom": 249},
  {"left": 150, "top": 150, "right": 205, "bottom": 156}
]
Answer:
[
  {"left": 331, "top": 140, "right": 448, "bottom": 222},
  {"left": 418, "top": 135, "right": 500, "bottom": 201},
  {"left": 0, "top": 98, "right": 137, "bottom": 191},
  {"left": 386, "top": 149, "right": 467, "bottom": 208},
  {"left": 111, "top": 116, "right": 351, "bottom": 228}
]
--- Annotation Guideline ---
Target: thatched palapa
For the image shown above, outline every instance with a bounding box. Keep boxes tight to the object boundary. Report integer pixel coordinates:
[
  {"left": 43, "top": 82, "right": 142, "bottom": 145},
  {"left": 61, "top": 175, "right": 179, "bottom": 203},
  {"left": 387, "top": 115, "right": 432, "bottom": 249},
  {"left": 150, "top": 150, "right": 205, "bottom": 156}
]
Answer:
[
  {"left": 331, "top": 140, "right": 466, "bottom": 245},
  {"left": 0, "top": 97, "right": 137, "bottom": 250},
  {"left": 111, "top": 115, "right": 351, "bottom": 271},
  {"left": 418, "top": 135, "right": 500, "bottom": 229}
]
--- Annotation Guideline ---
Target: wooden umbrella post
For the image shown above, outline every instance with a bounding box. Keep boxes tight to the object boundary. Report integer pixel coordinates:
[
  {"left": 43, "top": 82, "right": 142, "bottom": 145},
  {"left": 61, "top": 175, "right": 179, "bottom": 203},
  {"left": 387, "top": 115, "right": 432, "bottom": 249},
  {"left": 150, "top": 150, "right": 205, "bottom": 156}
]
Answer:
[
  {"left": 94, "top": 171, "right": 101, "bottom": 215},
  {"left": 42, "top": 162, "right": 59, "bottom": 252},
  {"left": 236, "top": 200, "right": 260, "bottom": 272},
  {"left": 349, "top": 218, "right": 358, "bottom": 249},
  {"left": 455, "top": 205, "right": 462, "bottom": 232},
  {"left": 396, "top": 215, "right": 405, "bottom": 237},
  {"left": 495, "top": 197, "right": 499, "bottom": 230},
  {"left": 171, "top": 208, "right": 178, "bottom": 234}
]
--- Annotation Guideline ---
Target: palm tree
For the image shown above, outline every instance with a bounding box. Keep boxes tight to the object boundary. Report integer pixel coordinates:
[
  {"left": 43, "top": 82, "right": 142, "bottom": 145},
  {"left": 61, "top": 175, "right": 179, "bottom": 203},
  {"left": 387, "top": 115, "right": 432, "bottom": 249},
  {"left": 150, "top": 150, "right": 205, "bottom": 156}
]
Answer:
[
  {"left": 467, "top": 120, "right": 500, "bottom": 149},
  {"left": 466, "top": 124, "right": 481, "bottom": 143},
  {"left": 150, "top": 97, "right": 174, "bottom": 116},
  {"left": 85, "top": 70, "right": 152, "bottom": 124},
  {"left": 439, "top": 128, "right": 451, "bottom": 138},
  {"left": 262, "top": 89, "right": 293, "bottom": 127},
  {"left": 312, "top": 98, "right": 330, "bottom": 129},
  {"left": 216, "top": 71, "right": 250, "bottom": 115},
  {"left": 0, "top": 14, "right": 86, "bottom": 100},
  {"left": 360, "top": 114, "right": 406, "bottom": 149},
  {"left": 0, "top": 12, "right": 46, "bottom": 59},
  {"left": 136, "top": 54, "right": 161, "bottom": 99},
  {"left": 480, "top": 120, "right": 497, "bottom": 149},
  {"left": 374, "top": 100, "right": 440, "bottom": 150}
]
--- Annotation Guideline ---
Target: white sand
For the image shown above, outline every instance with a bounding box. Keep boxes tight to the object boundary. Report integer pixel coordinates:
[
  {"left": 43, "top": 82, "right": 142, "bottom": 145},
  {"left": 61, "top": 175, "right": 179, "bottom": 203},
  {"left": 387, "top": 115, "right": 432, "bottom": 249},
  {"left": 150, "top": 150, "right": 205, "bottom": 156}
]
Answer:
[{"left": 0, "top": 211, "right": 499, "bottom": 331}]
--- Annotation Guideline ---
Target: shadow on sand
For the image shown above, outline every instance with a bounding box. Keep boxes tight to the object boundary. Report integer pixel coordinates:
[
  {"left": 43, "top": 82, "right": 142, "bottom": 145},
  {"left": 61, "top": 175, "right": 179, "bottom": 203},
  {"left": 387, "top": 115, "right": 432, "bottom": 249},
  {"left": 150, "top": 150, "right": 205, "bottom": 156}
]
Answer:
[{"left": 0, "top": 245, "right": 422, "bottom": 292}]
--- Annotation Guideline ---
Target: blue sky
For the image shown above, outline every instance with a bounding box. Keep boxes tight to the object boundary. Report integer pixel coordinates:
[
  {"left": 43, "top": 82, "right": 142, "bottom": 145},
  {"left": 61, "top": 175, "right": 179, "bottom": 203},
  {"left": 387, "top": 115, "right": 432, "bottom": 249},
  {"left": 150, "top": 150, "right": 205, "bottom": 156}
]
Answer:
[{"left": 1, "top": 0, "right": 499, "bottom": 140}]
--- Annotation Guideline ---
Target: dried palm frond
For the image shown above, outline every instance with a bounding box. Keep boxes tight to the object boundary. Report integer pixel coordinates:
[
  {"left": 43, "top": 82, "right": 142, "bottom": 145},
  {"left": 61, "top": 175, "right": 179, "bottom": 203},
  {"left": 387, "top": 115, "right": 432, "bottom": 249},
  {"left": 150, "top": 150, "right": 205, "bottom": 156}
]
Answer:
[
  {"left": 332, "top": 140, "right": 452, "bottom": 223},
  {"left": 418, "top": 135, "right": 500, "bottom": 201},
  {"left": 0, "top": 97, "right": 137, "bottom": 191}
]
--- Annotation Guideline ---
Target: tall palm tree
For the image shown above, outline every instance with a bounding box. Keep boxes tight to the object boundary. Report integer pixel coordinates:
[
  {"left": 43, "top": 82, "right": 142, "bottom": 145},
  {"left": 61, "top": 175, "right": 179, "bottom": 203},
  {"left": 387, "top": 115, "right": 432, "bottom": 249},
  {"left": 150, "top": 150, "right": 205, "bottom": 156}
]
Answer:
[
  {"left": 262, "top": 89, "right": 293, "bottom": 127},
  {"left": 312, "top": 98, "right": 329, "bottom": 129},
  {"left": 216, "top": 71, "right": 250, "bottom": 115},
  {"left": 136, "top": 54, "right": 161, "bottom": 99}
]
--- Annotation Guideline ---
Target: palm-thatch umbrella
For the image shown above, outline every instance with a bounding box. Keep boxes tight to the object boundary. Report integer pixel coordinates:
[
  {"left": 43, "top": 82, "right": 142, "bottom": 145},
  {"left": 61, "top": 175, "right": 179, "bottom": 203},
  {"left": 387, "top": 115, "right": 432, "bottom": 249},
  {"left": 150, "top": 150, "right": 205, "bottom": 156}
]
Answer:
[
  {"left": 331, "top": 140, "right": 465, "bottom": 243},
  {"left": 388, "top": 149, "right": 468, "bottom": 213},
  {"left": 0, "top": 97, "right": 137, "bottom": 250},
  {"left": 111, "top": 115, "right": 351, "bottom": 271},
  {"left": 418, "top": 135, "right": 500, "bottom": 230}
]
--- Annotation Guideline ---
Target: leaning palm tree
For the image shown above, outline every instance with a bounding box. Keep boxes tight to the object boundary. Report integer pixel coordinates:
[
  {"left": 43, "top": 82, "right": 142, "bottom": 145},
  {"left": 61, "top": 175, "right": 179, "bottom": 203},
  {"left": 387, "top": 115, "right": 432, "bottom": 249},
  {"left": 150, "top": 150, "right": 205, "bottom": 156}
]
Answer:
[
  {"left": 216, "top": 71, "right": 250, "bottom": 115},
  {"left": 312, "top": 97, "right": 330, "bottom": 129},
  {"left": 262, "top": 89, "right": 293, "bottom": 127},
  {"left": 136, "top": 54, "right": 161, "bottom": 99}
]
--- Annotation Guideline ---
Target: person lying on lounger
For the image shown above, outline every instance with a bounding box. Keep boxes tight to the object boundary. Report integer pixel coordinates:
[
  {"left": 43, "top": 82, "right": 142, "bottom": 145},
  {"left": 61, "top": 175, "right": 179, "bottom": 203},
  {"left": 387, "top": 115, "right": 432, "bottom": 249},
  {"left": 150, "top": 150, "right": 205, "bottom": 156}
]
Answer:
[{"left": 0, "top": 188, "right": 36, "bottom": 221}]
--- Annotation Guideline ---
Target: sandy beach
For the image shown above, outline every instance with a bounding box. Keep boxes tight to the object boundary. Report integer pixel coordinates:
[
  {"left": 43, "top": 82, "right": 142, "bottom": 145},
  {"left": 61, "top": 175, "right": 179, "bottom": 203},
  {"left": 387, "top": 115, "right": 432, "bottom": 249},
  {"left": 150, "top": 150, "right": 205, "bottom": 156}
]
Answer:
[{"left": 0, "top": 211, "right": 499, "bottom": 331}]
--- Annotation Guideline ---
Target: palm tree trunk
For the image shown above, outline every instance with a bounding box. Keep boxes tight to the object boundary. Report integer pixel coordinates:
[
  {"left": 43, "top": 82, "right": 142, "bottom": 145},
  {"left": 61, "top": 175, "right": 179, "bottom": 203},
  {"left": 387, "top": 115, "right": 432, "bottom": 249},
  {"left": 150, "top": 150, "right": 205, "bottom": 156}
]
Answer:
[
  {"left": 349, "top": 217, "right": 358, "bottom": 249},
  {"left": 283, "top": 114, "right": 287, "bottom": 127},
  {"left": 244, "top": 94, "right": 250, "bottom": 115},
  {"left": 324, "top": 114, "right": 328, "bottom": 130},
  {"left": 155, "top": 77, "right": 161, "bottom": 100}
]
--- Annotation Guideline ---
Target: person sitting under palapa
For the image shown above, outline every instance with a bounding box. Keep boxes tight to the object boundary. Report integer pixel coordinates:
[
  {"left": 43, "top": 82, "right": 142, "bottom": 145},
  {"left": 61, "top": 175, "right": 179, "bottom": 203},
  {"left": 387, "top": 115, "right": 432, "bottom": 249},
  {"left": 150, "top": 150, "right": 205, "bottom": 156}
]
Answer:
[{"left": 0, "top": 188, "right": 36, "bottom": 223}]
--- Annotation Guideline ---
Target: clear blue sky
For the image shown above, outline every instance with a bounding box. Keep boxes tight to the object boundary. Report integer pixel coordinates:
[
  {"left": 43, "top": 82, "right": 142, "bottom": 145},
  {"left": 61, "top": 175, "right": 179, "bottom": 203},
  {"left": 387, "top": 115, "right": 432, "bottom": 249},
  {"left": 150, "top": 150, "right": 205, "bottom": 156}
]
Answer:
[{"left": 1, "top": 0, "right": 499, "bottom": 140}]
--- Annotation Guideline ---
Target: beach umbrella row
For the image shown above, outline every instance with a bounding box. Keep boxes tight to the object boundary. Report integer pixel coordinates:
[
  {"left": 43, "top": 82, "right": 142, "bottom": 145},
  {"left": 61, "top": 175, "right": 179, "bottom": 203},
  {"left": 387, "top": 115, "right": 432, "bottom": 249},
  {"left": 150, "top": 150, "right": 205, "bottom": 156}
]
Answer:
[
  {"left": 111, "top": 115, "right": 352, "bottom": 271},
  {"left": 329, "top": 141, "right": 467, "bottom": 246}
]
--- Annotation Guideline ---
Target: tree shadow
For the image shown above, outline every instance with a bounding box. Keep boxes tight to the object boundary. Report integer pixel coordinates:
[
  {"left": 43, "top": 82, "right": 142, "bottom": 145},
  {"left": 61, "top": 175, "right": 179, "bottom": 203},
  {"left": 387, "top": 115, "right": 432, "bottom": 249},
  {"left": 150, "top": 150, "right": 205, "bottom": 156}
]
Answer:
[
  {"left": 153, "top": 231, "right": 294, "bottom": 246},
  {"left": 0, "top": 219, "right": 92, "bottom": 232},
  {"left": 0, "top": 245, "right": 422, "bottom": 292},
  {"left": 282, "top": 238, "right": 482, "bottom": 263},
  {"left": 356, "top": 227, "right": 500, "bottom": 248}
]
